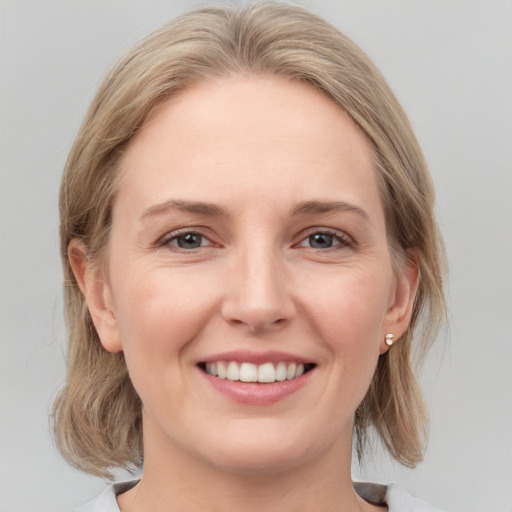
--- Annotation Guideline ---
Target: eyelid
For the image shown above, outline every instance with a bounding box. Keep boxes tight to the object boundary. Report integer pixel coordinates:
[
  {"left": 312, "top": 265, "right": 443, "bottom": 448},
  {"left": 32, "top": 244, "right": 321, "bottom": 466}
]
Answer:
[
  {"left": 155, "top": 226, "right": 354, "bottom": 251},
  {"left": 158, "top": 227, "right": 217, "bottom": 249},
  {"left": 295, "top": 227, "right": 354, "bottom": 248}
]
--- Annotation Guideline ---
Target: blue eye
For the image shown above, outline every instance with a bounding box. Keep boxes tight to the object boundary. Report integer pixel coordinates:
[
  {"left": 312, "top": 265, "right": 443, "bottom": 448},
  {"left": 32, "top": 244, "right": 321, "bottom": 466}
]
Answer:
[
  {"left": 299, "top": 231, "right": 351, "bottom": 249},
  {"left": 308, "top": 233, "right": 335, "bottom": 249},
  {"left": 170, "top": 232, "right": 207, "bottom": 249}
]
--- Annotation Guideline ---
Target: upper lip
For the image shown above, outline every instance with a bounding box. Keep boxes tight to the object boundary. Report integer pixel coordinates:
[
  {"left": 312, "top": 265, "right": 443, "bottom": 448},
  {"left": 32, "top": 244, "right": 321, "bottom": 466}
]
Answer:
[{"left": 198, "top": 350, "right": 314, "bottom": 365}]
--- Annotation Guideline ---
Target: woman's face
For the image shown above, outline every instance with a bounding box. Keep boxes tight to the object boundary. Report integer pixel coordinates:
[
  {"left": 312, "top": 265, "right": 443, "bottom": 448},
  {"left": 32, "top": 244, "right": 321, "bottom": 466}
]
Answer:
[{"left": 81, "top": 76, "right": 416, "bottom": 475}]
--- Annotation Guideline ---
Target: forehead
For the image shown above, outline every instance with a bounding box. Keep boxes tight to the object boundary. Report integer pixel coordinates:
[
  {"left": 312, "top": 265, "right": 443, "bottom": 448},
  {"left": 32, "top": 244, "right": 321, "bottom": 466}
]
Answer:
[{"left": 115, "top": 75, "right": 382, "bottom": 221}]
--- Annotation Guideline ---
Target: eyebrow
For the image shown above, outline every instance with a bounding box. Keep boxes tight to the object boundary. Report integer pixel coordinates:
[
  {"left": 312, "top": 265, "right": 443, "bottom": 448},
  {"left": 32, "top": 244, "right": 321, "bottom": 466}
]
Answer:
[
  {"left": 291, "top": 200, "right": 369, "bottom": 221},
  {"left": 140, "top": 199, "right": 227, "bottom": 220},
  {"left": 140, "top": 199, "right": 369, "bottom": 223}
]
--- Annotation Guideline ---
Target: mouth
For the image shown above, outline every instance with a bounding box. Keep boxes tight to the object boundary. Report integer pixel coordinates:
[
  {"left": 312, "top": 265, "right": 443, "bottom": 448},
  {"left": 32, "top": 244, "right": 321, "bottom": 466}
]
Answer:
[{"left": 198, "top": 361, "right": 316, "bottom": 384}]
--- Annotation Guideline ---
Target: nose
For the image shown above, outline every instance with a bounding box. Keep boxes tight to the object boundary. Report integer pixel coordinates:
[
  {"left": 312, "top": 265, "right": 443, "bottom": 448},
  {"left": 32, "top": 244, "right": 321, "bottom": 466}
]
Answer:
[{"left": 221, "top": 248, "right": 296, "bottom": 335}]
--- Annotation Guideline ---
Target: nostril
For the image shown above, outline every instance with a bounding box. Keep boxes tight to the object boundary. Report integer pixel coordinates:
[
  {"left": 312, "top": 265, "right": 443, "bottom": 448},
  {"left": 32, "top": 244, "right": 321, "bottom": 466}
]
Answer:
[{"left": 220, "top": 284, "right": 296, "bottom": 333}]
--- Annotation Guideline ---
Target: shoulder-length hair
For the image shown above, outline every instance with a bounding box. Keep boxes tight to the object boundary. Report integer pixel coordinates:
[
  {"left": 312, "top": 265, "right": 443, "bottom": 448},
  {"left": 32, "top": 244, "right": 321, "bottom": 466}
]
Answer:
[{"left": 53, "top": 2, "right": 446, "bottom": 479}]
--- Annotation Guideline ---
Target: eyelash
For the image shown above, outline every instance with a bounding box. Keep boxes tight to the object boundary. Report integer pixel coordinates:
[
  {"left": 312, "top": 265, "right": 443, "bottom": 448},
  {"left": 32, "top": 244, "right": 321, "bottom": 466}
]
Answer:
[
  {"left": 297, "top": 229, "right": 353, "bottom": 250},
  {"left": 158, "top": 228, "right": 353, "bottom": 252},
  {"left": 158, "top": 229, "right": 215, "bottom": 250}
]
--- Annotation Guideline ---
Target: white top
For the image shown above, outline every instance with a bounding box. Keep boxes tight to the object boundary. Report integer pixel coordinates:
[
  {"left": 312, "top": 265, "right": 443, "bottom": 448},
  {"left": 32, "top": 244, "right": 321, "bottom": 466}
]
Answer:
[{"left": 71, "top": 480, "right": 446, "bottom": 511}]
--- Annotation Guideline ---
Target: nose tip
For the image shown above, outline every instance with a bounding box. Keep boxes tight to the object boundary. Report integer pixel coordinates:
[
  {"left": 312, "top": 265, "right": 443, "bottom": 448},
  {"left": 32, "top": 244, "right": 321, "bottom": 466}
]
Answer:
[{"left": 220, "top": 255, "right": 295, "bottom": 334}]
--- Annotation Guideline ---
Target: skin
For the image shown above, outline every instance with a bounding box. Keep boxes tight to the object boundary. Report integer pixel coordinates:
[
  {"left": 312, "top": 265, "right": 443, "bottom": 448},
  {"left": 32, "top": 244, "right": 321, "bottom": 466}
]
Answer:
[{"left": 70, "top": 76, "right": 418, "bottom": 512}]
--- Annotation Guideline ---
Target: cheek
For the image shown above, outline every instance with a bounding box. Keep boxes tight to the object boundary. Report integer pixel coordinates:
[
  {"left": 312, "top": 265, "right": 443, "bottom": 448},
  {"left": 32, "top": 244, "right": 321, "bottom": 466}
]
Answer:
[
  {"left": 299, "top": 268, "right": 390, "bottom": 388},
  {"left": 110, "top": 271, "right": 204, "bottom": 415},
  {"left": 303, "top": 268, "right": 390, "bottom": 342},
  {"left": 110, "top": 265, "right": 222, "bottom": 367}
]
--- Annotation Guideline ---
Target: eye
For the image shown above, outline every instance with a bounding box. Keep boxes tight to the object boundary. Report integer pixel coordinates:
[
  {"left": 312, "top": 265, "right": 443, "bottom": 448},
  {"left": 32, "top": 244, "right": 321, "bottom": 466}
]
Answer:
[
  {"left": 307, "top": 233, "right": 335, "bottom": 249},
  {"left": 165, "top": 231, "right": 211, "bottom": 250},
  {"left": 298, "top": 230, "right": 352, "bottom": 249}
]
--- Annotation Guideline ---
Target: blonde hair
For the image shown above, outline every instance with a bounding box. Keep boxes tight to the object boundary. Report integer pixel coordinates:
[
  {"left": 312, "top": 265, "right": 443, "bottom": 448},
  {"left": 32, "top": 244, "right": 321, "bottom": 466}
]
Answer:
[{"left": 53, "top": 2, "right": 446, "bottom": 479}]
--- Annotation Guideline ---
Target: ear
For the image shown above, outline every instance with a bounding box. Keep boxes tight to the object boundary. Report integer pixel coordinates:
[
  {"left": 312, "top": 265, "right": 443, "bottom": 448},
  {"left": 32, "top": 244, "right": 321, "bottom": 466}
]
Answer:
[
  {"left": 380, "top": 253, "right": 419, "bottom": 354},
  {"left": 68, "top": 239, "right": 122, "bottom": 353}
]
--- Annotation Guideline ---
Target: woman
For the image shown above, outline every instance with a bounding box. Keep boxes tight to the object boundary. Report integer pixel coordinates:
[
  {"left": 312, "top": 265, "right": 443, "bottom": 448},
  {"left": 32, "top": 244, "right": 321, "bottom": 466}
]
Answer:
[{"left": 53, "top": 3, "right": 446, "bottom": 511}]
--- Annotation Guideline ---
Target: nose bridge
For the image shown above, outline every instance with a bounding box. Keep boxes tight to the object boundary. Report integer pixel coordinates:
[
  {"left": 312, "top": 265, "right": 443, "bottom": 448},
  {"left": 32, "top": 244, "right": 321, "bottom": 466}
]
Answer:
[{"left": 222, "top": 237, "right": 294, "bottom": 333}]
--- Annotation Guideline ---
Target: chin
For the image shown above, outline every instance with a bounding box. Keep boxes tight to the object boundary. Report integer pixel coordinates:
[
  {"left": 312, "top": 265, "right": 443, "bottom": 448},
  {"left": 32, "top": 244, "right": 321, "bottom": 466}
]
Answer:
[{"left": 199, "top": 425, "right": 320, "bottom": 475}]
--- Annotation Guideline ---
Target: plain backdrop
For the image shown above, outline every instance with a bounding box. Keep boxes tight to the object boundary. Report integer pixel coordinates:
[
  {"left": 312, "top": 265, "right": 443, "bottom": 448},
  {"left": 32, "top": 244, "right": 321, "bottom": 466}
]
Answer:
[{"left": 1, "top": 1, "right": 511, "bottom": 511}]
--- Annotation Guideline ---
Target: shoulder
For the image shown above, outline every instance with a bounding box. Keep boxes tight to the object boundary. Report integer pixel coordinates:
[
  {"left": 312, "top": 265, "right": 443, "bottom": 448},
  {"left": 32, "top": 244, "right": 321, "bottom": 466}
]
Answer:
[
  {"left": 354, "top": 482, "right": 446, "bottom": 512},
  {"left": 70, "top": 481, "right": 138, "bottom": 512},
  {"left": 385, "top": 483, "right": 447, "bottom": 512},
  {"left": 72, "top": 480, "right": 446, "bottom": 512}
]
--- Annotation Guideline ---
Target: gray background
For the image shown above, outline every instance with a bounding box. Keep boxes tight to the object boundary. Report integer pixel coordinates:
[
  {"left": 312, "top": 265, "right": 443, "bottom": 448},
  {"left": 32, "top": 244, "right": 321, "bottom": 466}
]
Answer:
[{"left": 1, "top": 1, "right": 511, "bottom": 511}]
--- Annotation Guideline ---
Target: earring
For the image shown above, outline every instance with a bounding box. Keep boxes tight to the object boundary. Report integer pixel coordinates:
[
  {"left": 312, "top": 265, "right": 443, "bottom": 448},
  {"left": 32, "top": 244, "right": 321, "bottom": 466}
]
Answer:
[{"left": 385, "top": 333, "right": 394, "bottom": 347}]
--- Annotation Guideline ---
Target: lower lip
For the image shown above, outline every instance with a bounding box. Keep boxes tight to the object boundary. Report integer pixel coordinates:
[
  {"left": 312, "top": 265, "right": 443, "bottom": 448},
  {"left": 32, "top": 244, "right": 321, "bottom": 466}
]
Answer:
[{"left": 199, "top": 369, "right": 313, "bottom": 405}]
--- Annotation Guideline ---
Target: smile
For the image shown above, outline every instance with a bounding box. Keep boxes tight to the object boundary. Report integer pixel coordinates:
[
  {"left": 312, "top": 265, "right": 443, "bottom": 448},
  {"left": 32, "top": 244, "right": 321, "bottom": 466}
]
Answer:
[{"left": 201, "top": 361, "right": 316, "bottom": 383}]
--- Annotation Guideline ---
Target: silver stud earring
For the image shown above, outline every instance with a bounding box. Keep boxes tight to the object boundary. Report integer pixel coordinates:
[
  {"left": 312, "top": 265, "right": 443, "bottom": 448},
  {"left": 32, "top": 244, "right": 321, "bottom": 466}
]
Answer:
[{"left": 385, "top": 333, "right": 394, "bottom": 347}]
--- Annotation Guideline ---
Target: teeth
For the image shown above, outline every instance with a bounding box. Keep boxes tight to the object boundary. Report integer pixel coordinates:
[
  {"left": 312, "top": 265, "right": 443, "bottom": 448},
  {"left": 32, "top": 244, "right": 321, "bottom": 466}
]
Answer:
[
  {"left": 286, "top": 362, "right": 296, "bottom": 380},
  {"left": 226, "top": 361, "right": 239, "bottom": 381},
  {"left": 204, "top": 361, "right": 312, "bottom": 383},
  {"left": 275, "top": 362, "right": 287, "bottom": 381},
  {"left": 258, "top": 362, "right": 275, "bottom": 383},
  {"left": 239, "top": 363, "right": 258, "bottom": 382},
  {"left": 217, "top": 362, "right": 227, "bottom": 379},
  {"left": 205, "top": 362, "right": 218, "bottom": 376}
]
